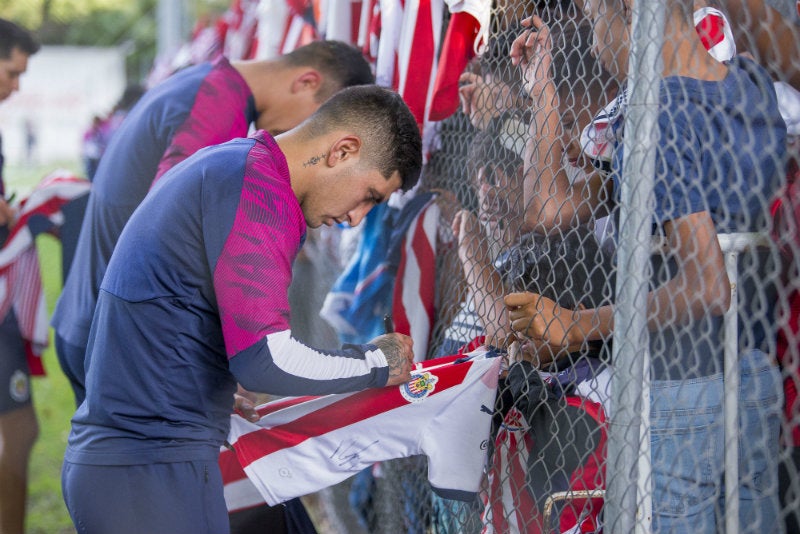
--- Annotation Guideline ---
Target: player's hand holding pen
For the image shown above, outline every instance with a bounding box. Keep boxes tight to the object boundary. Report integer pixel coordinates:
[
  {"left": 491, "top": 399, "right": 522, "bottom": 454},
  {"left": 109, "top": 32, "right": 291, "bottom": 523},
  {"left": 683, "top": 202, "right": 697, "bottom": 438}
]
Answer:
[
  {"left": 233, "top": 384, "right": 260, "bottom": 423},
  {"left": 368, "top": 314, "right": 415, "bottom": 386}
]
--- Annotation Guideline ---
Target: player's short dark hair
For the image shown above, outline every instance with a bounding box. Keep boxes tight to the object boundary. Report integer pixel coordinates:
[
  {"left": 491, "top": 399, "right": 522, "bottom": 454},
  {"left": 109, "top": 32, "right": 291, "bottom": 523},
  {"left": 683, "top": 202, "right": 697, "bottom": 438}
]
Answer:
[
  {"left": 308, "top": 85, "right": 422, "bottom": 192},
  {"left": 0, "top": 19, "right": 40, "bottom": 59},
  {"left": 280, "top": 40, "right": 375, "bottom": 102}
]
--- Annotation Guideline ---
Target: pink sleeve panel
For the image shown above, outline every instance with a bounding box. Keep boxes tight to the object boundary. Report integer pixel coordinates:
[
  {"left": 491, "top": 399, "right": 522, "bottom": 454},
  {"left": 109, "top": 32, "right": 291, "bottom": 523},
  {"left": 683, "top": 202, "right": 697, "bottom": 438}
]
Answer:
[
  {"left": 154, "top": 59, "right": 253, "bottom": 185},
  {"left": 215, "top": 136, "right": 306, "bottom": 357}
]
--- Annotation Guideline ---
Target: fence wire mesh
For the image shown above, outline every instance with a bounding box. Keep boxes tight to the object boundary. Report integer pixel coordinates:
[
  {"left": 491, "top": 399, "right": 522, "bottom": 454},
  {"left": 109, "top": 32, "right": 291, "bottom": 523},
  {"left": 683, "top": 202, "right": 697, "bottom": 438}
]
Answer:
[{"left": 281, "top": 1, "right": 800, "bottom": 532}]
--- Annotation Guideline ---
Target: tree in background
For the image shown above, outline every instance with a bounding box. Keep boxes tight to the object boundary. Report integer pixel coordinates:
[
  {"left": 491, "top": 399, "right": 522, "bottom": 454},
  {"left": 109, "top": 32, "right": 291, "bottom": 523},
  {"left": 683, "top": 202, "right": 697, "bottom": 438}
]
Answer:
[{"left": 0, "top": 0, "right": 229, "bottom": 83}]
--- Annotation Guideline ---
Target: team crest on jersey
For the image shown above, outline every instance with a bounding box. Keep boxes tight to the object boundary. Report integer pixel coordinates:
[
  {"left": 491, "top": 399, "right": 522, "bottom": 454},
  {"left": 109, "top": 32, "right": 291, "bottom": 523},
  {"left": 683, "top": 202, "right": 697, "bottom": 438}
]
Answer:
[
  {"left": 400, "top": 371, "right": 438, "bottom": 403},
  {"left": 9, "top": 370, "right": 29, "bottom": 403}
]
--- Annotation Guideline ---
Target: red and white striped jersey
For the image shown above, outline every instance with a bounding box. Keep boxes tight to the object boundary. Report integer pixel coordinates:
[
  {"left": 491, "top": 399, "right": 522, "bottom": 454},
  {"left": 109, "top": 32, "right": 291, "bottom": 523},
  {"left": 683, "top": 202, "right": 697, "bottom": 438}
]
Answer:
[
  {"left": 225, "top": 351, "right": 501, "bottom": 506},
  {"left": 392, "top": 198, "right": 439, "bottom": 362},
  {"left": 0, "top": 170, "right": 91, "bottom": 375}
]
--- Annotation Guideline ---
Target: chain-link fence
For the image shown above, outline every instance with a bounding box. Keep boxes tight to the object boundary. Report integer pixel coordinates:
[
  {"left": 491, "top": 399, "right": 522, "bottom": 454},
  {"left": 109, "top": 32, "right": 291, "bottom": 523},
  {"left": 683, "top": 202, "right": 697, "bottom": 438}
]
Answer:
[{"left": 305, "top": 0, "right": 800, "bottom": 532}]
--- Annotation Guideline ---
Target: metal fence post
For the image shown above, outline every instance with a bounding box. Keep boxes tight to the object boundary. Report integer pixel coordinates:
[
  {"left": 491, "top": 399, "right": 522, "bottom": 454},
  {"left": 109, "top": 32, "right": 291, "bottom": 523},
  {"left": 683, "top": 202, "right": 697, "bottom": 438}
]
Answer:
[
  {"left": 718, "top": 232, "right": 770, "bottom": 534},
  {"left": 605, "top": 0, "right": 664, "bottom": 532}
]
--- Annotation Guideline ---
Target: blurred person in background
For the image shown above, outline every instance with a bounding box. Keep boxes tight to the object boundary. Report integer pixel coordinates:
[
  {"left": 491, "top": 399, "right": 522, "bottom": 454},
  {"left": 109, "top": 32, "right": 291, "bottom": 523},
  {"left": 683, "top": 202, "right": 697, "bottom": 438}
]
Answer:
[{"left": 0, "top": 17, "right": 40, "bottom": 534}]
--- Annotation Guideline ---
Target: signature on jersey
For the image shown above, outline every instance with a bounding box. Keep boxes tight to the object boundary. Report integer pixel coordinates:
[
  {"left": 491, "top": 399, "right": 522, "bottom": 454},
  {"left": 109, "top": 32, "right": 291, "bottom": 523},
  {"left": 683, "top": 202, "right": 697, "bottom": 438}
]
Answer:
[{"left": 331, "top": 438, "right": 381, "bottom": 469}]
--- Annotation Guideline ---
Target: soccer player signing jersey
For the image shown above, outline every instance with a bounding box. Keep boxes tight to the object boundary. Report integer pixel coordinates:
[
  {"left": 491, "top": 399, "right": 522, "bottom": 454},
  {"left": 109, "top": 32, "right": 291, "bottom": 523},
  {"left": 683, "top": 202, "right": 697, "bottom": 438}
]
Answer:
[{"left": 65, "top": 132, "right": 392, "bottom": 467}]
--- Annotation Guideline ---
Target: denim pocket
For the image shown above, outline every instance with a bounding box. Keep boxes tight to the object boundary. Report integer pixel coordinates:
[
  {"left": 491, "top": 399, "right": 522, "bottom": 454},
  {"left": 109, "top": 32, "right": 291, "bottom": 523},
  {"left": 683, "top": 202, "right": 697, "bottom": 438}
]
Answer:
[
  {"left": 650, "top": 375, "right": 724, "bottom": 520},
  {"left": 738, "top": 350, "right": 782, "bottom": 502}
]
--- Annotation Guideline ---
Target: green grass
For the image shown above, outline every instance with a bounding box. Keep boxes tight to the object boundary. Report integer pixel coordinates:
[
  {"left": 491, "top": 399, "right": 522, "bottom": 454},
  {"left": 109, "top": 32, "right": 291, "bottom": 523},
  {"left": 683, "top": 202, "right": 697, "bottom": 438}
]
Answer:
[
  {"left": 30, "top": 234, "right": 77, "bottom": 534},
  {"left": 7, "top": 161, "right": 82, "bottom": 534}
]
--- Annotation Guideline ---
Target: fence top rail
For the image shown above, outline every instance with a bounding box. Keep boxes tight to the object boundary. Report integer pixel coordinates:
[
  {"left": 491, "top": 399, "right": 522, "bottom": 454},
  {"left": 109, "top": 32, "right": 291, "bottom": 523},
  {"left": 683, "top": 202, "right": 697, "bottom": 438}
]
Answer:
[
  {"left": 650, "top": 232, "right": 769, "bottom": 255},
  {"left": 716, "top": 232, "right": 770, "bottom": 253}
]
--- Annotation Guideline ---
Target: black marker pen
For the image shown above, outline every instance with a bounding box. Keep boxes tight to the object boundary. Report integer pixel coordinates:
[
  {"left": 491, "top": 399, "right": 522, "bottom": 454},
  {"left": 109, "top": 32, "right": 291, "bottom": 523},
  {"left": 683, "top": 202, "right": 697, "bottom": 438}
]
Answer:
[{"left": 383, "top": 314, "right": 394, "bottom": 334}]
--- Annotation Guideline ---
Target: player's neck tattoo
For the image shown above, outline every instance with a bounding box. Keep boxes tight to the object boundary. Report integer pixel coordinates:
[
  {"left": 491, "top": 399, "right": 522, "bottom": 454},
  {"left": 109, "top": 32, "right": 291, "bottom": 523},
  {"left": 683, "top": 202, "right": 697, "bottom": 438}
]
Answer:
[{"left": 303, "top": 153, "right": 327, "bottom": 167}]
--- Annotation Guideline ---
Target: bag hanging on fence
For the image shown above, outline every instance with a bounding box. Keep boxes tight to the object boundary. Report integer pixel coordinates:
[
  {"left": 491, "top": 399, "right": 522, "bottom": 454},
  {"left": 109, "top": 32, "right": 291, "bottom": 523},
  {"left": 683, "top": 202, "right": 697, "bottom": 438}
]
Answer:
[{"left": 482, "top": 362, "right": 607, "bottom": 534}]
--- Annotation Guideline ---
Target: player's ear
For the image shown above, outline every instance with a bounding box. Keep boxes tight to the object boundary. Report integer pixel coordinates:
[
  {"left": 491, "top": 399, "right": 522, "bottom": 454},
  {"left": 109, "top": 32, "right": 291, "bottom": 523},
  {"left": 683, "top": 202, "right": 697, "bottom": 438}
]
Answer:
[
  {"left": 291, "top": 69, "right": 322, "bottom": 94},
  {"left": 326, "top": 135, "right": 362, "bottom": 166}
]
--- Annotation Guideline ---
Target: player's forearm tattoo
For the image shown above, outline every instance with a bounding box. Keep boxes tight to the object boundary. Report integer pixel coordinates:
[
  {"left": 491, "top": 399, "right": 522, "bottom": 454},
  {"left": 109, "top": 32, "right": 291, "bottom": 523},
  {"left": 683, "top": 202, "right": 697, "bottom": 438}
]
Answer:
[
  {"left": 375, "top": 337, "right": 407, "bottom": 379},
  {"left": 303, "top": 153, "right": 326, "bottom": 167}
]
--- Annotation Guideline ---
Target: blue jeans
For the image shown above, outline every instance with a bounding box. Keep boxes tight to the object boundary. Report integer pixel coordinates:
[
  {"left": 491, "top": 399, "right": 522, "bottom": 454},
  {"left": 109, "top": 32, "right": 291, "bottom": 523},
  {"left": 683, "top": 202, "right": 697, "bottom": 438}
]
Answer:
[{"left": 649, "top": 350, "right": 782, "bottom": 533}]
